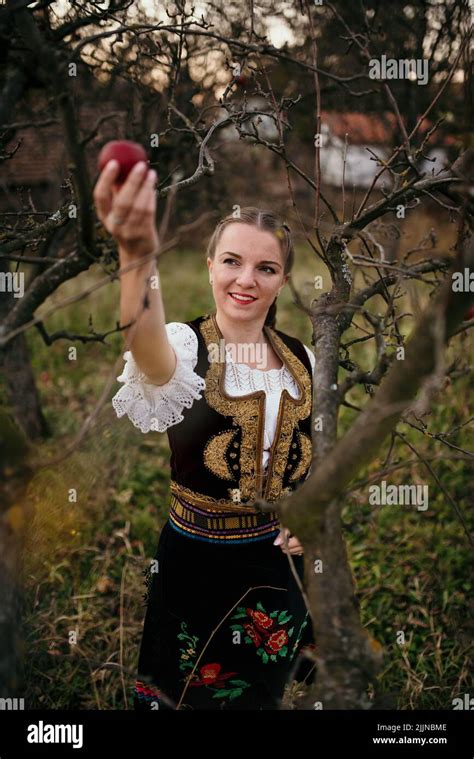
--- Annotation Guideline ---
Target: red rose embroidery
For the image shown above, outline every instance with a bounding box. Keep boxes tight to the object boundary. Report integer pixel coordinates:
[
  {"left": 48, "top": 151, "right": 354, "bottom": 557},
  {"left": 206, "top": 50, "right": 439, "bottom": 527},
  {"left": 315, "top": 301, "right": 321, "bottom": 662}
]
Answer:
[
  {"left": 189, "top": 662, "right": 238, "bottom": 688},
  {"left": 229, "top": 604, "right": 296, "bottom": 663},
  {"left": 247, "top": 608, "right": 274, "bottom": 633},
  {"left": 201, "top": 663, "right": 221, "bottom": 684},
  {"left": 244, "top": 622, "right": 262, "bottom": 647},
  {"left": 265, "top": 629, "right": 288, "bottom": 654}
]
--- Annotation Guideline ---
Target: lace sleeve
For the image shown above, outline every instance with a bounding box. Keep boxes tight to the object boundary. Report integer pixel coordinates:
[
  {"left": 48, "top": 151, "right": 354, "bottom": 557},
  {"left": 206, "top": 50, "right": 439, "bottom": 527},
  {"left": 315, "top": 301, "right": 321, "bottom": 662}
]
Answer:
[
  {"left": 111, "top": 322, "right": 206, "bottom": 433},
  {"left": 303, "top": 344, "right": 315, "bottom": 372}
]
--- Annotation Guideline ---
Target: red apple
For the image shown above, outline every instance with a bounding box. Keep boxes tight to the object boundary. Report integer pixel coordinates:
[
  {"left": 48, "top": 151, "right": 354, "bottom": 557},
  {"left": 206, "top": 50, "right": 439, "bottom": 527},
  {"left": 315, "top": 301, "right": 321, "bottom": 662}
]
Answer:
[
  {"left": 98, "top": 140, "right": 149, "bottom": 186},
  {"left": 464, "top": 304, "right": 474, "bottom": 321}
]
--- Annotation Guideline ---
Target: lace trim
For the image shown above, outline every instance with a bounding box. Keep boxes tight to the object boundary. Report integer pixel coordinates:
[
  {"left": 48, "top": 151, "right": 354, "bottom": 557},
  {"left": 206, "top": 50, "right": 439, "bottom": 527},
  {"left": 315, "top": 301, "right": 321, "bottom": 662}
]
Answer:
[
  {"left": 224, "top": 343, "right": 314, "bottom": 395},
  {"left": 111, "top": 322, "right": 206, "bottom": 433},
  {"left": 111, "top": 321, "right": 315, "bottom": 436}
]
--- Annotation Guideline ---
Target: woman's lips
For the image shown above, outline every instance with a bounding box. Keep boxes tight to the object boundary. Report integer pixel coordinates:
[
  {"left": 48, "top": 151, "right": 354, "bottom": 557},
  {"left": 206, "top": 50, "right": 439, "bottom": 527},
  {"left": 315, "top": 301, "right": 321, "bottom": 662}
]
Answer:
[{"left": 229, "top": 292, "right": 257, "bottom": 305}]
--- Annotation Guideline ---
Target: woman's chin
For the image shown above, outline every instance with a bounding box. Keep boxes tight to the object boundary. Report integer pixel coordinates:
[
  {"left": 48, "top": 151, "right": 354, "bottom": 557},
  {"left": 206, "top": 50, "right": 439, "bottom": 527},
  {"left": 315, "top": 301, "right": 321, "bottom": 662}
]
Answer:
[{"left": 220, "top": 303, "right": 267, "bottom": 322}]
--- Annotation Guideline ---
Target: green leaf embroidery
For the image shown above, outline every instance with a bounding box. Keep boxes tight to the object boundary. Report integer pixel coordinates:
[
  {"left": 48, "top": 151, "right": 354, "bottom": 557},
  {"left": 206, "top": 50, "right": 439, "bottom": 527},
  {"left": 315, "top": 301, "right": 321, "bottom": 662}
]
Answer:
[
  {"left": 212, "top": 689, "right": 232, "bottom": 698},
  {"left": 176, "top": 620, "right": 251, "bottom": 702}
]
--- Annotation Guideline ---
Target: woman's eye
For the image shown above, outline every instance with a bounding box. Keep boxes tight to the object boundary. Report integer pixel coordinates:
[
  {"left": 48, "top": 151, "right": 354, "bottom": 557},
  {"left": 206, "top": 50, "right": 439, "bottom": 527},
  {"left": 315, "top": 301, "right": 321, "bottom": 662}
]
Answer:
[{"left": 223, "top": 258, "right": 275, "bottom": 274}]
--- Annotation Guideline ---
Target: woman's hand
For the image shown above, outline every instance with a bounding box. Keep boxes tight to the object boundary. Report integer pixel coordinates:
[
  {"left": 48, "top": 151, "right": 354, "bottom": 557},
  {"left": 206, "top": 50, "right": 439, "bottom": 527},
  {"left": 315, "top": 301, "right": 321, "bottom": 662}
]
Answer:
[
  {"left": 93, "top": 158, "right": 160, "bottom": 261},
  {"left": 273, "top": 527, "right": 304, "bottom": 556}
]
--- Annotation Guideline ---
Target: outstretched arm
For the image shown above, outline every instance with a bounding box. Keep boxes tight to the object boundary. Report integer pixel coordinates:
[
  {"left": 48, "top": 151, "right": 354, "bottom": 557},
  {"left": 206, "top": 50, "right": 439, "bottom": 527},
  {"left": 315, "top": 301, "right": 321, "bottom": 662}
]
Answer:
[{"left": 93, "top": 158, "right": 176, "bottom": 386}]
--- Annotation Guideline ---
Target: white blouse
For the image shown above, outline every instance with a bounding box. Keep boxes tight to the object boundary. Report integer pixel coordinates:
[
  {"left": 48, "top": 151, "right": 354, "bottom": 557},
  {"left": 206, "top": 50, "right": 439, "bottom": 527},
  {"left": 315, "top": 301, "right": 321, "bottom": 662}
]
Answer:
[{"left": 112, "top": 322, "right": 316, "bottom": 470}]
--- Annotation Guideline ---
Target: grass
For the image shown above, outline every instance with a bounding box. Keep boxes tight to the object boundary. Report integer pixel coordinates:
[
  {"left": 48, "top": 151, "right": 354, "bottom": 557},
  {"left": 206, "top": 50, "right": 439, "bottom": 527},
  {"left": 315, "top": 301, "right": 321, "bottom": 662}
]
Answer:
[{"left": 17, "top": 238, "right": 473, "bottom": 710}]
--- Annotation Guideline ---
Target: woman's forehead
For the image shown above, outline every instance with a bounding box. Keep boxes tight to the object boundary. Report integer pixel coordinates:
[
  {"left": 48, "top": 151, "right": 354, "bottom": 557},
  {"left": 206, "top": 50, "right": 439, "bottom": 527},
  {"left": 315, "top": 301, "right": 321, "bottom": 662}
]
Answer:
[{"left": 216, "top": 223, "right": 282, "bottom": 257}]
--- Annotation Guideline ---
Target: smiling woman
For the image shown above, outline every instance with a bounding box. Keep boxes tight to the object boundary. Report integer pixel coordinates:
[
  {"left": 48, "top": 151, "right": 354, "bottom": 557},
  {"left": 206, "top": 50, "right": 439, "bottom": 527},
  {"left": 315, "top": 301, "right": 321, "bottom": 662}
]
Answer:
[
  {"left": 95, "top": 178, "right": 318, "bottom": 709},
  {"left": 206, "top": 208, "right": 294, "bottom": 340}
]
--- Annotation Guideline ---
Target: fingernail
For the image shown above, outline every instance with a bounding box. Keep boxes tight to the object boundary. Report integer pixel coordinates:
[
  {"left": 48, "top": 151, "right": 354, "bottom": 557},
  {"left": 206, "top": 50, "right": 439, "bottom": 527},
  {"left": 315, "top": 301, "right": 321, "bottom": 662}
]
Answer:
[
  {"left": 148, "top": 169, "right": 157, "bottom": 182},
  {"left": 273, "top": 536, "right": 282, "bottom": 545},
  {"left": 133, "top": 161, "right": 147, "bottom": 173},
  {"left": 107, "top": 159, "right": 118, "bottom": 170}
]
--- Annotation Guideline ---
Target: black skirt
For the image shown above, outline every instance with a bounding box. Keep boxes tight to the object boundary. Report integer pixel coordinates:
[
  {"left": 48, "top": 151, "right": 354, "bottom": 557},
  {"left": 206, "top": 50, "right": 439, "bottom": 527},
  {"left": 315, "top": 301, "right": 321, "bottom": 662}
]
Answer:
[{"left": 133, "top": 518, "right": 316, "bottom": 710}]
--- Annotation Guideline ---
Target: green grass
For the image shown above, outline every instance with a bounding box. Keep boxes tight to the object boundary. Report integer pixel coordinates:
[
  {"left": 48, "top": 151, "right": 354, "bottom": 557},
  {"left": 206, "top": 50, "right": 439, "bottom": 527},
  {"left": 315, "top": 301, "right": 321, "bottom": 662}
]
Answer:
[{"left": 17, "top": 241, "right": 473, "bottom": 709}]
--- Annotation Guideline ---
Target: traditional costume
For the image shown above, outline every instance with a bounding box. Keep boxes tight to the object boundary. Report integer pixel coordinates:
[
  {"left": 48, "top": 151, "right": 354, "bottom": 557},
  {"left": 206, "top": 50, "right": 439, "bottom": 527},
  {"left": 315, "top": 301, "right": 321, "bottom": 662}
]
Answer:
[{"left": 112, "top": 311, "right": 316, "bottom": 710}]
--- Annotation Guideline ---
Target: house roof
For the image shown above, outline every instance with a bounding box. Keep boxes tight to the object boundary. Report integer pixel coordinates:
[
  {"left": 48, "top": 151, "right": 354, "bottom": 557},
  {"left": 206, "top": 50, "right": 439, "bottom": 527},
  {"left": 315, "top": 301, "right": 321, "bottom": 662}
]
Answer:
[
  {"left": 321, "top": 110, "right": 455, "bottom": 146},
  {"left": 1, "top": 93, "right": 455, "bottom": 189}
]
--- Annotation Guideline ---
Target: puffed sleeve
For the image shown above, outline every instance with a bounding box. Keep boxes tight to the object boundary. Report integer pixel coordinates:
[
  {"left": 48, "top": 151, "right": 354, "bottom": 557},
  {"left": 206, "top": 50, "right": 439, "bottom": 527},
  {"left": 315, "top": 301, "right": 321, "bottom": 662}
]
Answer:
[
  {"left": 303, "top": 344, "right": 315, "bottom": 372},
  {"left": 111, "top": 322, "right": 206, "bottom": 433}
]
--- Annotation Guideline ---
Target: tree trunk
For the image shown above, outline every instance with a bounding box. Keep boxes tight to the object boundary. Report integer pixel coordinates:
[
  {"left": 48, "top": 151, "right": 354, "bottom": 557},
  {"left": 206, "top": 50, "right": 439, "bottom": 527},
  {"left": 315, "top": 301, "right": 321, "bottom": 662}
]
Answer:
[
  {"left": 0, "top": 262, "right": 50, "bottom": 440},
  {"left": 0, "top": 411, "right": 32, "bottom": 700}
]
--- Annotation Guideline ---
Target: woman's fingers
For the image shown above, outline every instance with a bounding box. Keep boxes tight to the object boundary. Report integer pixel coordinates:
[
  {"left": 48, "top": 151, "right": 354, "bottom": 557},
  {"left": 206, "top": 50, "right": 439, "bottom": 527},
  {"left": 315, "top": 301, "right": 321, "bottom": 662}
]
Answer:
[
  {"left": 93, "top": 159, "right": 160, "bottom": 260},
  {"left": 289, "top": 538, "right": 303, "bottom": 554},
  {"left": 284, "top": 537, "right": 304, "bottom": 554},
  {"left": 125, "top": 169, "right": 157, "bottom": 228},
  {"left": 273, "top": 527, "right": 288, "bottom": 546},
  {"left": 275, "top": 527, "right": 304, "bottom": 554},
  {"left": 105, "top": 160, "right": 149, "bottom": 231},
  {"left": 93, "top": 159, "right": 120, "bottom": 221}
]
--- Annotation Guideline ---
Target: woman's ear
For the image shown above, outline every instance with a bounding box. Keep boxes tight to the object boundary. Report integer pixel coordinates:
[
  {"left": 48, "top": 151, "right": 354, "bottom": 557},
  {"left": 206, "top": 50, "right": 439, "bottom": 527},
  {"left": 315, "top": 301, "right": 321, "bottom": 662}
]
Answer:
[{"left": 278, "top": 274, "right": 289, "bottom": 294}]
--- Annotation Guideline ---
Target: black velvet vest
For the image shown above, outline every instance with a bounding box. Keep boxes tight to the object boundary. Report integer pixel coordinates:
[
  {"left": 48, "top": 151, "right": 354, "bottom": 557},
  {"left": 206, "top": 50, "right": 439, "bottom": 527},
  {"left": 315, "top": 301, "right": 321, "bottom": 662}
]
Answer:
[{"left": 167, "top": 312, "right": 313, "bottom": 509}]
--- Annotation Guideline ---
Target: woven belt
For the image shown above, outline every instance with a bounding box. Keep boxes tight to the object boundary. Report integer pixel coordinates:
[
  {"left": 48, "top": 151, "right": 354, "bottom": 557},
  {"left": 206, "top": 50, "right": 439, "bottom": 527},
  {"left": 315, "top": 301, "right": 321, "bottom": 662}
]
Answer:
[{"left": 168, "top": 481, "right": 280, "bottom": 544}]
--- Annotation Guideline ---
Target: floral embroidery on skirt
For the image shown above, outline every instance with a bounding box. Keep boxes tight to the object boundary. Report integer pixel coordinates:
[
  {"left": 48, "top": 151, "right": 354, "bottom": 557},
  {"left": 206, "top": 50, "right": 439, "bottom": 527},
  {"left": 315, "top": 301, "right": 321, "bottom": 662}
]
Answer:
[{"left": 133, "top": 519, "right": 315, "bottom": 710}]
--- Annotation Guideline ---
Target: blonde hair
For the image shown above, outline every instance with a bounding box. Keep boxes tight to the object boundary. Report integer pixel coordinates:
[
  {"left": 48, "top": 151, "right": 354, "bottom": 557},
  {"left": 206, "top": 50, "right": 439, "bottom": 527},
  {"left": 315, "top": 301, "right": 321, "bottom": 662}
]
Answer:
[{"left": 206, "top": 207, "right": 294, "bottom": 328}]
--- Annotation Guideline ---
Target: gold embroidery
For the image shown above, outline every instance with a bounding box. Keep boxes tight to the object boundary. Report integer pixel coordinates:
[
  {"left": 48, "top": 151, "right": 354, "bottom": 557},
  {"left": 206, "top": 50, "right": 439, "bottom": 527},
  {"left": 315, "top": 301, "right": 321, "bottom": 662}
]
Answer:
[
  {"left": 289, "top": 431, "right": 313, "bottom": 482},
  {"left": 260, "top": 329, "right": 313, "bottom": 501},
  {"left": 200, "top": 314, "right": 266, "bottom": 502},
  {"left": 203, "top": 429, "right": 237, "bottom": 481},
  {"left": 199, "top": 312, "right": 313, "bottom": 504},
  {"left": 170, "top": 480, "right": 264, "bottom": 514}
]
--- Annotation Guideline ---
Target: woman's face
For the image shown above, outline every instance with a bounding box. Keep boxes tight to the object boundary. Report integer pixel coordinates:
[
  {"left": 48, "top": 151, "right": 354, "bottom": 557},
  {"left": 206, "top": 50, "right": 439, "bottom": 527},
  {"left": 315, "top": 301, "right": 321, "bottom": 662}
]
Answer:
[{"left": 207, "top": 222, "right": 288, "bottom": 326}]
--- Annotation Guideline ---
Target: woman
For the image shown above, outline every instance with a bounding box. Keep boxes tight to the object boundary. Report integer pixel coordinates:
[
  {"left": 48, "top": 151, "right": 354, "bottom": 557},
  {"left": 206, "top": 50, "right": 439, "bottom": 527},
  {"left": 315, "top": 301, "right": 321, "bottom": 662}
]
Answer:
[{"left": 94, "top": 158, "right": 316, "bottom": 710}]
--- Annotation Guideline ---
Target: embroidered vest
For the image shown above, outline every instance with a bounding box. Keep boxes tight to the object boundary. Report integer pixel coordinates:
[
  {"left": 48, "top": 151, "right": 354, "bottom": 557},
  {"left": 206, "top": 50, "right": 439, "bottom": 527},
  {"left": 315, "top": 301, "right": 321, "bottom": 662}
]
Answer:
[{"left": 167, "top": 311, "right": 313, "bottom": 543}]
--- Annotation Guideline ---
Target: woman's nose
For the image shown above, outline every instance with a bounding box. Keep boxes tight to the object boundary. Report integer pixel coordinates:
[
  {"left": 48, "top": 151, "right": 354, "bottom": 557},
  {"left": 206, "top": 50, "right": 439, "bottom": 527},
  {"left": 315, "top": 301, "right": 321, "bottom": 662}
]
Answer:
[{"left": 235, "top": 269, "right": 257, "bottom": 288}]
